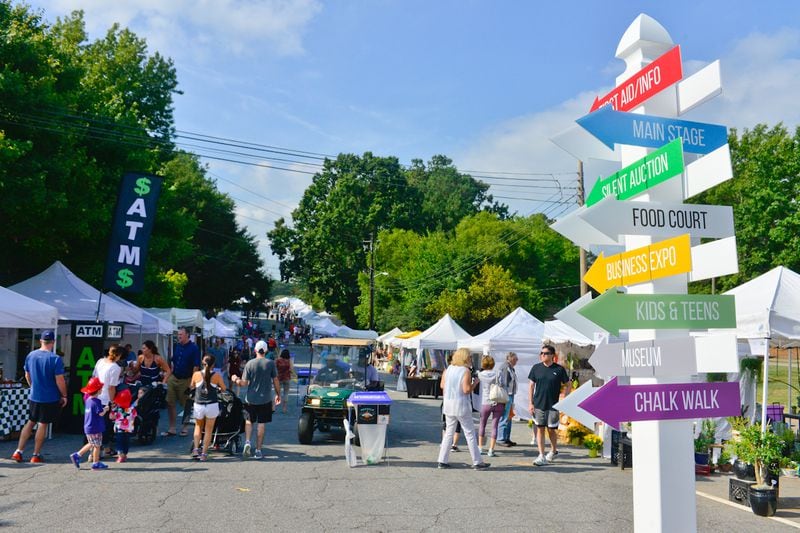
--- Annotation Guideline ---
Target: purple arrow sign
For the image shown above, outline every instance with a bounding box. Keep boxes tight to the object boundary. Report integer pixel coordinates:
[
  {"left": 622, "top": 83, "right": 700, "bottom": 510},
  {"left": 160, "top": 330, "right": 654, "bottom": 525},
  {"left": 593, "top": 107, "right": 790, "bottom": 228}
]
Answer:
[{"left": 578, "top": 377, "right": 740, "bottom": 430}]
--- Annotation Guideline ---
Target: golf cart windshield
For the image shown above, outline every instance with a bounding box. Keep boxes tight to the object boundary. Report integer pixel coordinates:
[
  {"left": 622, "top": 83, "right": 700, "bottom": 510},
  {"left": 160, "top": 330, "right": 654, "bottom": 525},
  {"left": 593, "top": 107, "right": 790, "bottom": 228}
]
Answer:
[{"left": 309, "top": 338, "right": 375, "bottom": 389}]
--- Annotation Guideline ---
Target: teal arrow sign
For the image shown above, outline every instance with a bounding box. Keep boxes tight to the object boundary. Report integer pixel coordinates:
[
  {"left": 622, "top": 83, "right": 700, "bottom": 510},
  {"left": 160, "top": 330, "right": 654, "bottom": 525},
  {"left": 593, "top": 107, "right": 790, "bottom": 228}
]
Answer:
[
  {"left": 577, "top": 289, "right": 736, "bottom": 336},
  {"left": 586, "top": 138, "right": 685, "bottom": 207}
]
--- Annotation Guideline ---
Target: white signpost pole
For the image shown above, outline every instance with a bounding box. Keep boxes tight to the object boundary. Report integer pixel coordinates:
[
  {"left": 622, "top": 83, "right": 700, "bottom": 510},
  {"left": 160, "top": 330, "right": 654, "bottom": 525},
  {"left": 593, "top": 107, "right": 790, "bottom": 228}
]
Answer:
[{"left": 613, "top": 15, "right": 697, "bottom": 532}]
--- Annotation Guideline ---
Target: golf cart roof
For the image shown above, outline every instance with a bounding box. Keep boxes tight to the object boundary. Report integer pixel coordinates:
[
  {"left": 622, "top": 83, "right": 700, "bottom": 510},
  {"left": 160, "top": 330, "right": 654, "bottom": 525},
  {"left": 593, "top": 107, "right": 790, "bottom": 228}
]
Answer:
[{"left": 312, "top": 337, "right": 375, "bottom": 347}]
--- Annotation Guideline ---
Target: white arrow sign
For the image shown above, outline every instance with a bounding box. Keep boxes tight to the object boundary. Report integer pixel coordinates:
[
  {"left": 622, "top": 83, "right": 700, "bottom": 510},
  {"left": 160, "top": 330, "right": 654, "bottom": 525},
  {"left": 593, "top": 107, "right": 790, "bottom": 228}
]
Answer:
[
  {"left": 590, "top": 337, "right": 697, "bottom": 378},
  {"left": 688, "top": 236, "right": 739, "bottom": 282},
  {"left": 550, "top": 124, "right": 620, "bottom": 162},
  {"left": 554, "top": 293, "right": 606, "bottom": 340},
  {"left": 553, "top": 380, "right": 601, "bottom": 429},
  {"left": 579, "top": 197, "right": 734, "bottom": 244},
  {"left": 683, "top": 144, "right": 733, "bottom": 199},
  {"left": 677, "top": 60, "right": 722, "bottom": 116}
]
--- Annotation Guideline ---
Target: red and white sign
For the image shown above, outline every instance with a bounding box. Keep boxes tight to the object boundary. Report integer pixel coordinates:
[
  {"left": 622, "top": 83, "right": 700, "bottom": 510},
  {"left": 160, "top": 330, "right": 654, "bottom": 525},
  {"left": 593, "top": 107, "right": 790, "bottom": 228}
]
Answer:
[{"left": 590, "top": 45, "right": 682, "bottom": 112}]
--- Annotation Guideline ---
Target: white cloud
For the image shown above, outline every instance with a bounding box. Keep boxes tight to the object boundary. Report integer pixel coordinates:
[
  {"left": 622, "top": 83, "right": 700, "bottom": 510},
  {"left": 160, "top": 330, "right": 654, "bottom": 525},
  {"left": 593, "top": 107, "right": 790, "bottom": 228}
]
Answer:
[{"left": 36, "top": 0, "right": 322, "bottom": 60}]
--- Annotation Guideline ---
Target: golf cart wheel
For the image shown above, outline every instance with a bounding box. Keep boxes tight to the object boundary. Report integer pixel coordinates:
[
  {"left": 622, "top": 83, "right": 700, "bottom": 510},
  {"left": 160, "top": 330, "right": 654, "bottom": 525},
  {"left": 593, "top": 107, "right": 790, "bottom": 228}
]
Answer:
[{"left": 298, "top": 412, "right": 315, "bottom": 444}]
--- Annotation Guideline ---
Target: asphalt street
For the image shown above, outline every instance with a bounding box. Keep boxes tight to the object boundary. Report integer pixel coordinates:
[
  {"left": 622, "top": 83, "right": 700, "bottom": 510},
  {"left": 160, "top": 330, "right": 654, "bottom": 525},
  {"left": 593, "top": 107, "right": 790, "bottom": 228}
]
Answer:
[{"left": 1, "top": 344, "right": 797, "bottom": 532}]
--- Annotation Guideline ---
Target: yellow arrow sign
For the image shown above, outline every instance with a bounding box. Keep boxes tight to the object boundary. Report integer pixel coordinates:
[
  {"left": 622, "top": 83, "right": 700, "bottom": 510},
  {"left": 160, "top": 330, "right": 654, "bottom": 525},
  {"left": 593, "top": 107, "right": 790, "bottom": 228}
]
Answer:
[{"left": 584, "top": 234, "right": 692, "bottom": 293}]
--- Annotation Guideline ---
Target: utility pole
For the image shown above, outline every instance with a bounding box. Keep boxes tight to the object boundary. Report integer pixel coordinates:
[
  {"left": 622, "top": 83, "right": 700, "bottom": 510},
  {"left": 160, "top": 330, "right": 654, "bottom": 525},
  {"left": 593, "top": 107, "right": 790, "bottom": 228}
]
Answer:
[
  {"left": 368, "top": 232, "right": 375, "bottom": 331},
  {"left": 577, "top": 160, "right": 588, "bottom": 295}
]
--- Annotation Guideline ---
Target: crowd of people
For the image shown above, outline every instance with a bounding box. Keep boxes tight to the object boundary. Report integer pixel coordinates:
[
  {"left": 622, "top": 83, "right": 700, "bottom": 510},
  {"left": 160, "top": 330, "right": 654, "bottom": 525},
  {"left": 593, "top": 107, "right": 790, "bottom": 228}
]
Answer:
[{"left": 10, "top": 325, "right": 574, "bottom": 471}]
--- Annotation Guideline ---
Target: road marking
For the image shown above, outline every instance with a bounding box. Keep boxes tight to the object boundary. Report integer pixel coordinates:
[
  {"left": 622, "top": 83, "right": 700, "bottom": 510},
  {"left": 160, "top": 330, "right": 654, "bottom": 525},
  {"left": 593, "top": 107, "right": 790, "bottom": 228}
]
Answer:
[{"left": 695, "top": 490, "right": 800, "bottom": 529}]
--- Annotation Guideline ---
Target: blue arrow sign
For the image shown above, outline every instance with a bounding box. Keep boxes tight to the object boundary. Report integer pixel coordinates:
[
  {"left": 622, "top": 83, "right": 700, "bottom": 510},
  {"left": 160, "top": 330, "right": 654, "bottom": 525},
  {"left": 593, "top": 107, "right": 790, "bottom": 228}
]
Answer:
[{"left": 577, "top": 106, "right": 728, "bottom": 155}]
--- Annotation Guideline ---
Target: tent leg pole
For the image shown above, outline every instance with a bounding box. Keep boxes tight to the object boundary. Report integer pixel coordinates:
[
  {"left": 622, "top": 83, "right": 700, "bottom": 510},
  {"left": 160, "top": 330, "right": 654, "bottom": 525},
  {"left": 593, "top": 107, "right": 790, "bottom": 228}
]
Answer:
[{"left": 761, "top": 347, "right": 769, "bottom": 434}]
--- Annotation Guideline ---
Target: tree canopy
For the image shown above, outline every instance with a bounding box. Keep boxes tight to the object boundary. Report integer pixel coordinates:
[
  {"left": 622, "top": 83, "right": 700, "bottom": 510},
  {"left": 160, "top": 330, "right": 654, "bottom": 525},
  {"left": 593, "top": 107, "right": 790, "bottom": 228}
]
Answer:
[{"left": 0, "top": 3, "right": 270, "bottom": 308}]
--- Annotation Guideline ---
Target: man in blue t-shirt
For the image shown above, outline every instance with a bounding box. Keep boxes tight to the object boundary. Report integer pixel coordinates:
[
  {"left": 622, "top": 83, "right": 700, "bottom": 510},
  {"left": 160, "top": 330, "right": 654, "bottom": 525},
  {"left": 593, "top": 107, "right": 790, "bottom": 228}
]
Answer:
[
  {"left": 11, "top": 330, "right": 67, "bottom": 464},
  {"left": 164, "top": 327, "right": 201, "bottom": 436}
]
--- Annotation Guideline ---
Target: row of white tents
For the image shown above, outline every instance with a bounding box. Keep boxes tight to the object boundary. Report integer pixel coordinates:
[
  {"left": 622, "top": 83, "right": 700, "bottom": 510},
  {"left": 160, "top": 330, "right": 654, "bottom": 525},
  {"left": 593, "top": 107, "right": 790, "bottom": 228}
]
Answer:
[
  {"left": 0, "top": 261, "right": 242, "bottom": 378},
  {"left": 272, "top": 296, "right": 378, "bottom": 339}
]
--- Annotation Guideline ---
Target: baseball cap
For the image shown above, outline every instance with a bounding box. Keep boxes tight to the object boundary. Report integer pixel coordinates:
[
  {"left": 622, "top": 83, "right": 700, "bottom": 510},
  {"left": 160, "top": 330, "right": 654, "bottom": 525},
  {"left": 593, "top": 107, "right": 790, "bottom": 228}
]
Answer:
[
  {"left": 254, "top": 340, "right": 269, "bottom": 354},
  {"left": 40, "top": 330, "right": 55, "bottom": 342}
]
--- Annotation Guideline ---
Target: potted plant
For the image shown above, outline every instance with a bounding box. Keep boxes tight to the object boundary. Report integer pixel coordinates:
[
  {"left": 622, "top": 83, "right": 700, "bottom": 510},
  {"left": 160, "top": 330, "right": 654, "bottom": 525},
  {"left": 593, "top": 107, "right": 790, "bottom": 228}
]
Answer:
[
  {"left": 566, "top": 421, "right": 590, "bottom": 446},
  {"left": 716, "top": 448, "right": 733, "bottom": 473},
  {"left": 584, "top": 434, "right": 603, "bottom": 458},
  {"left": 731, "top": 425, "right": 784, "bottom": 517},
  {"left": 779, "top": 456, "right": 798, "bottom": 477},
  {"left": 694, "top": 420, "right": 716, "bottom": 465}
]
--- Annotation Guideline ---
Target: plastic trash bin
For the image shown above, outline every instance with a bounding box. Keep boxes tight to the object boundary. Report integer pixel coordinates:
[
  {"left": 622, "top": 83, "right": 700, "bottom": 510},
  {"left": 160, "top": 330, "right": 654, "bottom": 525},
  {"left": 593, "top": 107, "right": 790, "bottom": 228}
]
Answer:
[{"left": 347, "top": 391, "right": 392, "bottom": 465}]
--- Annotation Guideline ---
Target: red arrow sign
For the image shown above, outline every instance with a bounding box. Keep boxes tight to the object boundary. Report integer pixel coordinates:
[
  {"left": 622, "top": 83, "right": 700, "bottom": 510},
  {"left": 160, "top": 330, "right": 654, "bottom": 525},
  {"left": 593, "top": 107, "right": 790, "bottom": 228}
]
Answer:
[{"left": 590, "top": 45, "right": 682, "bottom": 113}]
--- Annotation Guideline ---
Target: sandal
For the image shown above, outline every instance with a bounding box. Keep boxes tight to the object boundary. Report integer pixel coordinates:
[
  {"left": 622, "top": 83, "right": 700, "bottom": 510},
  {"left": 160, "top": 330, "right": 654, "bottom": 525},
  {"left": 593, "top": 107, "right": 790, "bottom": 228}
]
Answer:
[
  {"left": 191, "top": 448, "right": 201, "bottom": 459},
  {"left": 161, "top": 431, "right": 177, "bottom": 437},
  {"left": 179, "top": 430, "right": 189, "bottom": 437},
  {"left": 199, "top": 453, "right": 208, "bottom": 462}
]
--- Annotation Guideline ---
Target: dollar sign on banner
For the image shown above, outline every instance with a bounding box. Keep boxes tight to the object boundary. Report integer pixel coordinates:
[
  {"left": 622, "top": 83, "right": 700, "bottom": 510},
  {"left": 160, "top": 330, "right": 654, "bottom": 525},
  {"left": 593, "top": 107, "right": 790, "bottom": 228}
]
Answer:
[
  {"left": 116, "top": 268, "right": 134, "bottom": 289},
  {"left": 134, "top": 177, "right": 151, "bottom": 196}
]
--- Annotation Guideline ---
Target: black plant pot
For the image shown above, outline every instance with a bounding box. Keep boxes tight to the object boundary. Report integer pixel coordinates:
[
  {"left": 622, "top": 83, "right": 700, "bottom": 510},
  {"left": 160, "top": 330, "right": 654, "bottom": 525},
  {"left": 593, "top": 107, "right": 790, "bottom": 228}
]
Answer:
[
  {"left": 734, "top": 459, "right": 756, "bottom": 481},
  {"left": 748, "top": 486, "right": 778, "bottom": 517}
]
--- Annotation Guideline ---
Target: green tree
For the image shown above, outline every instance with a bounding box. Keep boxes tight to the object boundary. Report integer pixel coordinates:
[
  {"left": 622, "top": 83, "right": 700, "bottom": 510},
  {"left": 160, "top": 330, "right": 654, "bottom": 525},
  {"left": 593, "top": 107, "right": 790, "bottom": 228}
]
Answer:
[{"left": 691, "top": 125, "right": 800, "bottom": 292}]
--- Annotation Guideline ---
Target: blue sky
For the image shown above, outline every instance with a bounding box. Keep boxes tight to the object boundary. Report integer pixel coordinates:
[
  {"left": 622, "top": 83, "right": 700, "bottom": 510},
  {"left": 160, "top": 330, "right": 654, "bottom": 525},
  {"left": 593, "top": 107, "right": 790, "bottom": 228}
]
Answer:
[{"left": 29, "top": 1, "right": 800, "bottom": 276}]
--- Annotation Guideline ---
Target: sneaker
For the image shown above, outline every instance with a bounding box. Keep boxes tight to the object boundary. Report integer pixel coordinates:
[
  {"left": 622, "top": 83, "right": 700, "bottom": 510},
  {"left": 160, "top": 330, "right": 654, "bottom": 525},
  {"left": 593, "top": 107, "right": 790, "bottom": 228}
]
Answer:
[
  {"left": 546, "top": 450, "right": 559, "bottom": 462},
  {"left": 243, "top": 441, "right": 251, "bottom": 458},
  {"left": 30, "top": 454, "right": 44, "bottom": 464},
  {"left": 69, "top": 452, "right": 81, "bottom": 469},
  {"left": 533, "top": 455, "right": 547, "bottom": 467},
  {"left": 91, "top": 462, "right": 109, "bottom": 470},
  {"left": 487, "top": 449, "right": 497, "bottom": 457},
  {"left": 507, "top": 440, "right": 517, "bottom": 447},
  {"left": 472, "top": 462, "right": 490, "bottom": 470},
  {"left": 254, "top": 449, "right": 263, "bottom": 459},
  {"left": 437, "top": 462, "right": 451, "bottom": 469},
  {"left": 480, "top": 449, "right": 487, "bottom": 455},
  {"left": 11, "top": 450, "right": 23, "bottom": 463},
  {"left": 530, "top": 438, "right": 537, "bottom": 445},
  {"left": 450, "top": 445, "right": 460, "bottom": 452}
]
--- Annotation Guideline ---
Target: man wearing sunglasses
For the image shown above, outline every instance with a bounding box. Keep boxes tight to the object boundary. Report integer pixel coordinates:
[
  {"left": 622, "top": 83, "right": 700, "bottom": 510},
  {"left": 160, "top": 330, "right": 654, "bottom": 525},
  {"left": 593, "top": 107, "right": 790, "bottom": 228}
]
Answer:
[{"left": 528, "top": 345, "right": 571, "bottom": 466}]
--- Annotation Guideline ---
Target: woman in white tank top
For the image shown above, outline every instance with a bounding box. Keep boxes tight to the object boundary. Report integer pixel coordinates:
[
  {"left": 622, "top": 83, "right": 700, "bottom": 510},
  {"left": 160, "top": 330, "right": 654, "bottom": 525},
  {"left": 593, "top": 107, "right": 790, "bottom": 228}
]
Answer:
[{"left": 436, "top": 348, "right": 490, "bottom": 470}]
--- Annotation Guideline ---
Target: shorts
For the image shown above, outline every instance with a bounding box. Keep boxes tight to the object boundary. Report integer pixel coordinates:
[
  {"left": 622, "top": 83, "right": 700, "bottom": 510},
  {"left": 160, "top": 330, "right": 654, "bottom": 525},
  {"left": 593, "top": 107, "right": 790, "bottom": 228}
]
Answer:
[
  {"left": 534, "top": 408, "right": 560, "bottom": 429},
  {"left": 244, "top": 402, "right": 273, "bottom": 424},
  {"left": 166, "top": 376, "right": 191, "bottom": 407},
  {"left": 193, "top": 402, "right": 220, "bottom": 420},
  {"left": 86, "top": 433, "right": 103, "bottom": 446},
  {"left": 29, "top": 400, "right": 61, "bottom": 424}
]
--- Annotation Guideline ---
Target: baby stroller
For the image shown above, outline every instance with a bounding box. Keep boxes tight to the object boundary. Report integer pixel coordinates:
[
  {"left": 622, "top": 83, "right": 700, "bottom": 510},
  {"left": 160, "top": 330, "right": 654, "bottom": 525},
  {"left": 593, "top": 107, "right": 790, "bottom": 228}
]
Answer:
[
  {"left": 188, "top": 389, "right": 245, "bottom": 455},
  {"left": 134, "top": 382, "right": 167, "bottom": 445}
]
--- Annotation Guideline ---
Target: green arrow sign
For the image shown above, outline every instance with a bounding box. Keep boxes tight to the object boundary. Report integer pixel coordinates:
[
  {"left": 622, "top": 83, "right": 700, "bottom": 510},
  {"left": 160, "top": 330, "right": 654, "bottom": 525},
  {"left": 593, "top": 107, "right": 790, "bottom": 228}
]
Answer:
[
  {"left": 586, "top": 138, "right": 685, "bottom": 207},
  {"left": 577, "top": 289, "right": 736, "bottom": 336}
]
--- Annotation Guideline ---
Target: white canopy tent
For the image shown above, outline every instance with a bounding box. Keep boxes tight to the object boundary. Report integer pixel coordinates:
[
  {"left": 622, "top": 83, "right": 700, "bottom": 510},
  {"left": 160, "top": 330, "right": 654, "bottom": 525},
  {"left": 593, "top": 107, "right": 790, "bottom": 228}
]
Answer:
[
  {"left": 204, "top": 317, "right": 238, "bottom": 338},
  {"left": 143, "top": 307, "right": 205, "bottom": 331},
  {"left": 308, "top": 317, "right": 340, "bottom": 337},
  {"left": 457, "top": 307, "right": 545, "bottom": 420},
  {"left": 1, "top": 285, "right": 59, "bottom": 329},
  {"left": 216, "top": 310, "right": 243, "bottom": 327},
  {"left": 336, "top": 325, "right": 378, "bottom": 340},
  {"left": 105, "top": 293, "right": 173, "bottom": 335},
  {"left": 0, "top": 286, "right": 59, "bottom": 377},
  {"left": 10, "top": 261, "right": 143, "bottom": 325},
  {"left": 377, "top": 327, "right": 403, "bottom": 344},
  {"left": 403, "top": 314, "right": 471, "bottom": 352},
  {"left": 724, "top": 266, "right": 800, "bottom": 430}
]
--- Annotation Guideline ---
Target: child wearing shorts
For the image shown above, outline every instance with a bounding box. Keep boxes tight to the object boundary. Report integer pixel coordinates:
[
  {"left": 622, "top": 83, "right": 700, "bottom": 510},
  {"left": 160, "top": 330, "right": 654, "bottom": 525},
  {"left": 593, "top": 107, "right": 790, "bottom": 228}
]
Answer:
[{"left": 70, "top": 377, "right": 109, "bottom": 470}]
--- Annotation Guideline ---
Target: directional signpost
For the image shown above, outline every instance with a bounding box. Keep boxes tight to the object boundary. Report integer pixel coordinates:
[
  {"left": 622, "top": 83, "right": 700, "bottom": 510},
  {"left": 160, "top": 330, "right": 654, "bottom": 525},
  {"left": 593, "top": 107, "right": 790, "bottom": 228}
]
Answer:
[
  {"left": 553, "top": 381, "right": 601, "bottom": 429},
  {"left": 577, "top": 290, "right": 736, "bottom": 336},
  {"left": 586, "top": 138, "right": 684, "bottom": 206},
  {"left": 577, "top": 105, "right": 728, "bottom": 155},
  {"left": 583, "top": 234, "right": 691, "bottom": 293},
  {"left": 579, "top": 377, "right": 741, "bottom": 430},
  {"left": 590, "top": 45, "right": 683, "bottom": 112},
  {"left": 549, "top": 15, "right": 739, "bottom": 531}
]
